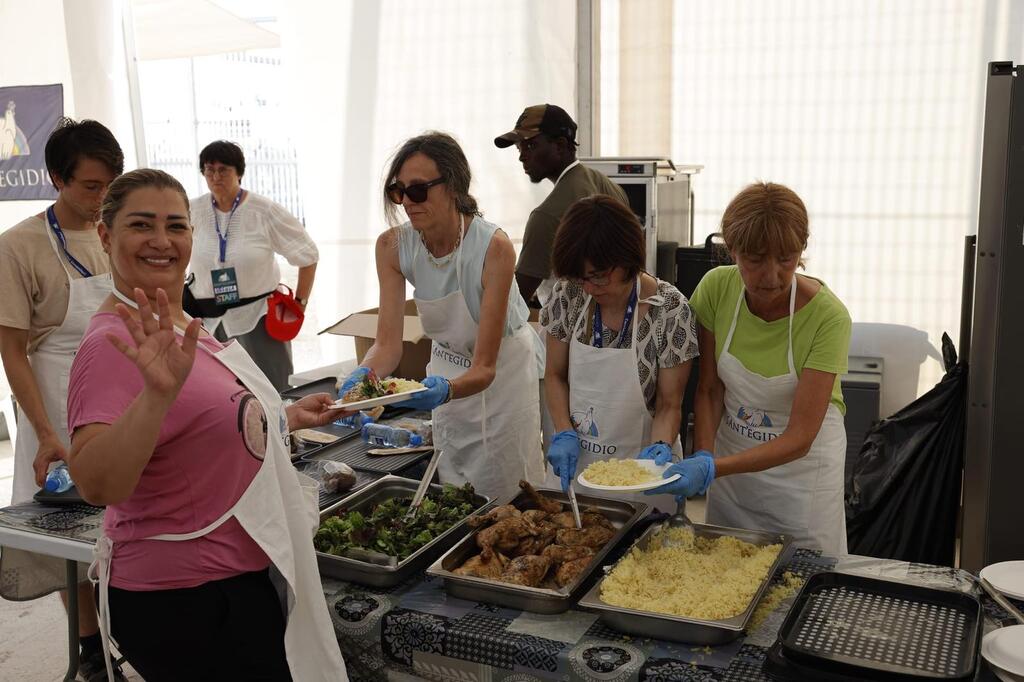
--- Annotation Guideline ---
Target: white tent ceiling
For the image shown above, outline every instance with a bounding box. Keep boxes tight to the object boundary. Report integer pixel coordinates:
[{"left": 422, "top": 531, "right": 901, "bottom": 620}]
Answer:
[{"left": 131, "top": 0, "right": 279, "bottom": 60}]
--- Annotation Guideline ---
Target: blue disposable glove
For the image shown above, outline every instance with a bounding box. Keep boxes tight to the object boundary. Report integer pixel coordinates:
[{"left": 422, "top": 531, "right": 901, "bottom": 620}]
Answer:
[
  {"left": 547, "top": 430, "right": 580, "bottom": 492},
  {"left": 338, "top": 366, "right": 371, "bottom": 397},
  {"left": 644, "top": 450, "right": 715, "bottom": 503},
  {"left": 393, "top": 375, "right": 450, "bottom": 411},
  {"left": 636, "top": 441, "right": 673, "bottom": 466}
]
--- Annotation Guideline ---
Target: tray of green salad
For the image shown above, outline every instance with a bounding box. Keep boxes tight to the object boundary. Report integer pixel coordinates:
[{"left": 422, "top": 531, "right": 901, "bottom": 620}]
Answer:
[{"left": 313, "top": 475, "right": 491, "bottom": 587}]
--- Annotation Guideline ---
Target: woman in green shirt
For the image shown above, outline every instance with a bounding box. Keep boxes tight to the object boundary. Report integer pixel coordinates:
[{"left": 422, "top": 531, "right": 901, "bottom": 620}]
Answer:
[{"left": 643, "top": 182, "right": 851, "bottom": 555}]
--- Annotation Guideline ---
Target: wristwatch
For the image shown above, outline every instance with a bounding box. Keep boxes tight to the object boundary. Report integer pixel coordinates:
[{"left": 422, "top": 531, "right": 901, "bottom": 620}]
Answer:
[{"left": 295, "top": 295, "right": 307, "bottom": 308}]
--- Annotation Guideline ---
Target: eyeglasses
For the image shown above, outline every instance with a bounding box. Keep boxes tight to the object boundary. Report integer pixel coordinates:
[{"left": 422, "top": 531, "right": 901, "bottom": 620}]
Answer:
[
  {"left": 574, "top": 270, "right": 613, "bottom": 287},
  {"left": 202, "top": 166, "right": 235, "bottom": 178},
  {"left": 386, "top": 177, "right": 445, "bottom": 204}
]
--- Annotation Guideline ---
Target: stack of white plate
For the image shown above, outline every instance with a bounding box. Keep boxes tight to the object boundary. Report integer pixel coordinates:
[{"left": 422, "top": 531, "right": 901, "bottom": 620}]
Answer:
[{"left": 980, "top": 561, "right": 1024, "bottom": 681}]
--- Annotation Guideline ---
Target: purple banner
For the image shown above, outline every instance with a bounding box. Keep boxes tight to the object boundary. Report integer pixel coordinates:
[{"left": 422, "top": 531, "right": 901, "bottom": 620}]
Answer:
[{"left": 0, "top": 84, "right": 63, "bottom": 201}]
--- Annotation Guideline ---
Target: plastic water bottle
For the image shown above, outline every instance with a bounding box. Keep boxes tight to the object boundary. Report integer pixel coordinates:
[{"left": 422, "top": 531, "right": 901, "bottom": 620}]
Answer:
[
  {"left": 44, "top": 465, "right": 74, "bottom": 493},
  {"left": 335, "top": 411, "right": 376, "bottom": 429},
  {"left": 361, "top": 423, "right": 423, "bottom": 448}
]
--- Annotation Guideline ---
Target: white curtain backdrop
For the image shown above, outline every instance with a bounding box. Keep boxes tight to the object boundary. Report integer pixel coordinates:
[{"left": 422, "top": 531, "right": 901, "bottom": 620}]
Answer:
[
  {"left": 280, "top": 0, "right": 576, "bottom": 371},
  {"left": 602, "top": 0, "right": 1024, "bottom": 409}
]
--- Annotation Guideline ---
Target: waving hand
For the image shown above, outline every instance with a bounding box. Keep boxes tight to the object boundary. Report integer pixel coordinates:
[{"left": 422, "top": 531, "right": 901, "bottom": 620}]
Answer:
[{"left": 105, "top": 287, "right": 201, "bottom": 400}]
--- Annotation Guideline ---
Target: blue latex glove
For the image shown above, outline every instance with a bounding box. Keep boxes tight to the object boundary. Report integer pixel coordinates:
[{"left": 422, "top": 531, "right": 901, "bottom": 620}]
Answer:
[
  {"left": 636, "top": 442, "right": 673, "bottom": 466},
  {"left": 338, "top": 366, "right": 371, "bottom": 397},
  {"left": 644, "top": 451, "right": 715, "bottom": 502},
  {"left": 392, "top": 375, "right": 450, "bottom": 411},
  {"left": 547, "top": 430, "right": 580, "bottom": 492}
]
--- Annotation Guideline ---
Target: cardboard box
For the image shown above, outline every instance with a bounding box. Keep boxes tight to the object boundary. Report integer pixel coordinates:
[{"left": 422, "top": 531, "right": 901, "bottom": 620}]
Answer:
[{"left": 321, "top": 300, "right": 432, "bottom": 380}]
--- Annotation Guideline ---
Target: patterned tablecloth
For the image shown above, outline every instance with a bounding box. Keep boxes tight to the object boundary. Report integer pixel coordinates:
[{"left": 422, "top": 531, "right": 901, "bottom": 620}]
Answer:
[{"left": 323, "top": 547, "right": 1019, "bottom": 682}]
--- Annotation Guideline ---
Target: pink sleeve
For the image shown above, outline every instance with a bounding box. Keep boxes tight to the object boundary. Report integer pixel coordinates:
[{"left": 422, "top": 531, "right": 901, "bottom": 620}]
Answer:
[{"left": 68, "top": 321, "right": 146, "bottom": 433}]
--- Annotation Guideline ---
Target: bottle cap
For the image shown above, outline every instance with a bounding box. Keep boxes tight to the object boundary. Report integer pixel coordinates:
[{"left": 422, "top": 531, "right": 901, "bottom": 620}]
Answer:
[
  {"left": 44, "top": 476, "right": 59, "bottom": 492},
  {"left": 410, "top": 434, "right": 423, "bottom": 447}
]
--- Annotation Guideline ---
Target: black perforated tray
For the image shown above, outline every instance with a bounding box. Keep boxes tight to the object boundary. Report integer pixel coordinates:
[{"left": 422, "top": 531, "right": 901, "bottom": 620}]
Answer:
[{"left": 775, "top": 572, "right": 981, "bottom": 681}]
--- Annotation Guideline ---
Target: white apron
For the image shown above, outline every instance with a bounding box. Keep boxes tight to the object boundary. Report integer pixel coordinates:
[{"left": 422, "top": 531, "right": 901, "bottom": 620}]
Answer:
[
  {"left": 705, "top": 277, "right": 847, "bottom": 555},
  {"left": 415, "top": 219, "right": 544, "bottom": 502},
  {"left": 89, "top": 293, "right": 347, "bottom": 681},
  {"left": 544, "top": 281, "right": 680, "bottom": 510},
  {"left": 11, "top": 219, "right": 112, "bottom": 504},
  {"left": 0, "top": 215, "right": 110, "bottom": 602}
]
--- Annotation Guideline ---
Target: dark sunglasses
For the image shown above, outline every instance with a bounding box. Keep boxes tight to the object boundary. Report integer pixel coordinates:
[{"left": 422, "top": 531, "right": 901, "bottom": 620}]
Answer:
[{"left": 387, "top": 177, "right": 445, "bottom": 204}]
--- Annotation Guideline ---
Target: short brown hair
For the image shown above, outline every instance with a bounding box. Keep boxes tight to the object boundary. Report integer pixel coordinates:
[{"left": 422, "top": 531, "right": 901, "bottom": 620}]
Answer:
[
  {"left": 721, "top": 182, "right": 808, "bottom": 263},
  {"left": 551, "top": 195, "right": 645, "bottom": 279},
  {"left": 100, "top": 169, "right": 190, "bottom": 228}
]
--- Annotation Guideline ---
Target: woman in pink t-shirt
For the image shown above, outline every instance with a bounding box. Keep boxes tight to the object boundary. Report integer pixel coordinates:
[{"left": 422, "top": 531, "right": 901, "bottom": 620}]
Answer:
[{"left": 66, "top": 169, "right": 349, "bottom": 682}]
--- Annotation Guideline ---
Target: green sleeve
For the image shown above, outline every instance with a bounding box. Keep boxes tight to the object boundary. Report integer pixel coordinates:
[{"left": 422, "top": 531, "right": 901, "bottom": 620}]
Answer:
[
  {"left": 515, "top": 208, "right": 560, "bottom": 280},
  {"left": 688, "top": 266, "right": 729, "bottom": 331},
  {"left": 803, "top": 303, "right": 852, "bottom": 376}
]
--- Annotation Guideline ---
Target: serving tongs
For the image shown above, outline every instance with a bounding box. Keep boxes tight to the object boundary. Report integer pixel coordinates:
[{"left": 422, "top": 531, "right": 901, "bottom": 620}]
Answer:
[
  {"left": 567, "top": 482, "right": 583, "bottom": 529},
  {"left": 404, "top": 448, "right": 444, "bottom": 521}
]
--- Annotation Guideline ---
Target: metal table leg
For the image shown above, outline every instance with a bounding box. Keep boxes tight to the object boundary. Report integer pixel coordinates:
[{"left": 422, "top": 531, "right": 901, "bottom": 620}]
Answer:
[{"left": 64, "top": 560, "right": 79, "bottom": 682}]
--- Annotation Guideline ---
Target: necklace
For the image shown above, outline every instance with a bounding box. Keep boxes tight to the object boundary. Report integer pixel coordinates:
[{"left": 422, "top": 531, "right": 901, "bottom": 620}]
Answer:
[{"left": 420, "top": 215, "right": 465, "bottom": 269}]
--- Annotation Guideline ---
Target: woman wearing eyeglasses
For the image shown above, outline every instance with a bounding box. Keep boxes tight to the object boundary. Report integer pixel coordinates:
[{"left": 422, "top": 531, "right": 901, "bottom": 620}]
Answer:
[
  {"left": 337, "top": 131, "right": 544, "bottom": 501},
  {"left": 185, "top": 140, "right": 318, "bottom": 390},
  {"left": 540, "top": 195, "right": 699, "bottom": 507}
]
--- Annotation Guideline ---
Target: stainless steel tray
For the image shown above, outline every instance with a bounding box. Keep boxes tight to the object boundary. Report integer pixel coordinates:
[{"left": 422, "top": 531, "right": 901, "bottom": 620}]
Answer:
[
  {"left": 426, "top": 488, "right": 648, "bottom": 614},
  {"left": 315, "top": 475, "right": 491, "bottom": 587},
  {"left": 577, "top": 520, "right": 794, "bottom": 645}
]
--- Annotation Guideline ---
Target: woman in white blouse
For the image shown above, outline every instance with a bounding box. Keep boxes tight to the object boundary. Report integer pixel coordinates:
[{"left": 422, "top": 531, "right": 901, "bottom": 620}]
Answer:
[{"left": 186, "top": 141, "right": 317, "bottom": 389}]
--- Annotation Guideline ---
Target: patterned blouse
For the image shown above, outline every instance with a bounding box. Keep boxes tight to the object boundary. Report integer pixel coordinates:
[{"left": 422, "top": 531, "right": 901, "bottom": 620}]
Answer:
[{"left": 540, "top": 278, "right": 700, "bottom": 414}]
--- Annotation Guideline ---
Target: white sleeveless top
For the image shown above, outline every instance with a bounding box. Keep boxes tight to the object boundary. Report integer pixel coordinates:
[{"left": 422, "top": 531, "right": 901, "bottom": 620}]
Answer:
[{"left": 396, "top": 215, "right": 530, "bottom": 338}]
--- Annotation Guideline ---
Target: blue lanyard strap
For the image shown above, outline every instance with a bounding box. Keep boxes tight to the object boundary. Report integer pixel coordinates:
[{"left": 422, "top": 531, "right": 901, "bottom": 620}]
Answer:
[
  {"left": 211, "top": 189, "right": 243, "bottom": 264},
  {"left": 45, "top": 205, "right": 93, "bottom": 278},
  {"left": 592, "top": 281, "right": 638, "bottom": 348}
]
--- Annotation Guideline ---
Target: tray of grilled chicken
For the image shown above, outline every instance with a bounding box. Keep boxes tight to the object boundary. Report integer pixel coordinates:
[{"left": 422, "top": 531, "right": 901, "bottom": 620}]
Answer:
[{"left": 426, "top": 481, "right": 648, "bottom": 614}]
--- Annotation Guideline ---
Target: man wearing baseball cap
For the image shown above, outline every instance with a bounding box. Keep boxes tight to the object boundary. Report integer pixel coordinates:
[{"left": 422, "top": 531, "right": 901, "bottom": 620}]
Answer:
[{"left": 496, "top": 104, "right": 627, "bottom": 307}]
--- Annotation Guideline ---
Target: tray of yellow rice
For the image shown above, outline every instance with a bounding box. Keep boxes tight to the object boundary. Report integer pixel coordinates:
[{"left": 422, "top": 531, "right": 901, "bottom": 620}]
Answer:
[{"left": 577, "top": 518, "right": 794, "bottom": 645}]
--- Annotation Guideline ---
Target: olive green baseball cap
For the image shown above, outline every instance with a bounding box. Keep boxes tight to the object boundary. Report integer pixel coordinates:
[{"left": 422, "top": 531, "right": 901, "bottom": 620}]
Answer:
[{"left": 494, "top": 104, "right": 578, "bottom": 148}]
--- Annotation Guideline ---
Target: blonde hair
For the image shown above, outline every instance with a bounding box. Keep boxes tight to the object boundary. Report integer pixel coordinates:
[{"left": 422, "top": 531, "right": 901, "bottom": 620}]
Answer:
[
  {"left": 100, "top": 168, "right": 190, "bottom": 228},
  {"left": 721, "top": 182, "right": 808, "bottom": 265}
]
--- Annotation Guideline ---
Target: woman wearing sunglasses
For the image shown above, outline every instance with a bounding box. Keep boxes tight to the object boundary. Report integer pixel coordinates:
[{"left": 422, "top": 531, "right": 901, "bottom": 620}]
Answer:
[
  {"left": 540, "top": 195, "right": 699, "bottom": 508},
  {"left": 338, "top": 131, "right": 544, "bottom": 501}
]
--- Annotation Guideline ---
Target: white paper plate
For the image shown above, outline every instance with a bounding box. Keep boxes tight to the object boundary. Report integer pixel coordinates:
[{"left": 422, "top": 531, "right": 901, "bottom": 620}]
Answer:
[
  {"left": 990, "top": 662, "right": 1024, "bottom": 682},
  {"left": 981, "top": 561, "right": 1024, "bottom": 601},
  {"left": 332, "top": 388, "right": 427, "bottom": 411},
  {"left": 982, "top": 625, "right": 1024, "bottom": 677},
  {"left": 576, "top": 458, "right": 680, "bottom": 492}
]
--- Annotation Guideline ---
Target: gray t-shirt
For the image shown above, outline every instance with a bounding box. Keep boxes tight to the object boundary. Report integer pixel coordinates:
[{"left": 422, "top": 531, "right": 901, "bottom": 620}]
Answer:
[{"left": 516, "top": 164, "right": 629, "bottom": 280}]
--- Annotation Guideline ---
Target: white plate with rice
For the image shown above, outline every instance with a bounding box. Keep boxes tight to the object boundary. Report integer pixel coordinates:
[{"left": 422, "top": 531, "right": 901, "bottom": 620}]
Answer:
[
  {"left": 332, "top": 388, "right": 427, "bottom": 411},
  {"left": 577, "top": 458, "right": 680, "bottom": 492}
]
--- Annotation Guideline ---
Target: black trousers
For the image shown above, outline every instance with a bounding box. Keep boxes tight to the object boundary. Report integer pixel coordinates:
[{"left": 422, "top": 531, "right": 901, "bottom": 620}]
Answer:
[{"left": 108, "top": 568, "right": 292, "bottom": 682}]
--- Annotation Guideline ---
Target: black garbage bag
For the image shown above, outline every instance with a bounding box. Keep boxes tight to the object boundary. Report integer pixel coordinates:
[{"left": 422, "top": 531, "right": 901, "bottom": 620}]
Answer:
[{"left": 845, "top": 333, "right": 966, "bottom": 566}]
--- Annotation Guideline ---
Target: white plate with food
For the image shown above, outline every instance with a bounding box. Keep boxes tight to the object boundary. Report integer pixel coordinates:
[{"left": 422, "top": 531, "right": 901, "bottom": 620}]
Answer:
[
  {"left": 333, "top": 388, "right": 426, "bottom": 411},
  {"left": 577, "top": 458, "right": 679, "bottom": 492},
  {"left": 333, "top": 372, "right": 426, "bottom": 411},
  {"left": 981, "top": 561, "right": 1024, "bottom": 601},
  {"left": 982, "top": 625, "right": 1024, "bottom": 677}
]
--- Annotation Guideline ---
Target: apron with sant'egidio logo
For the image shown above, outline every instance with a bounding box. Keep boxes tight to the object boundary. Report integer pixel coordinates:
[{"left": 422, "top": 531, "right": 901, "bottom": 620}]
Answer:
[
  {"left": 705, "top": 276, "right": 847, "bottom": 555},
  {"left": 543, "top": 279, "right": 680, "bottom": 510}
]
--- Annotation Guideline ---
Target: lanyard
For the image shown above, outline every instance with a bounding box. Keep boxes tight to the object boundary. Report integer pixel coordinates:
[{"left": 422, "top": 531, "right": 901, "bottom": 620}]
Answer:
[
  {"left": 592, "top": 281, "right": 638, "bottom": 348},
  {"left": 46, "top": 205, "right": 93, "bottom": 278},
  {"left": 211, "top": 189, "right": 243, "bottom": 264}
]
